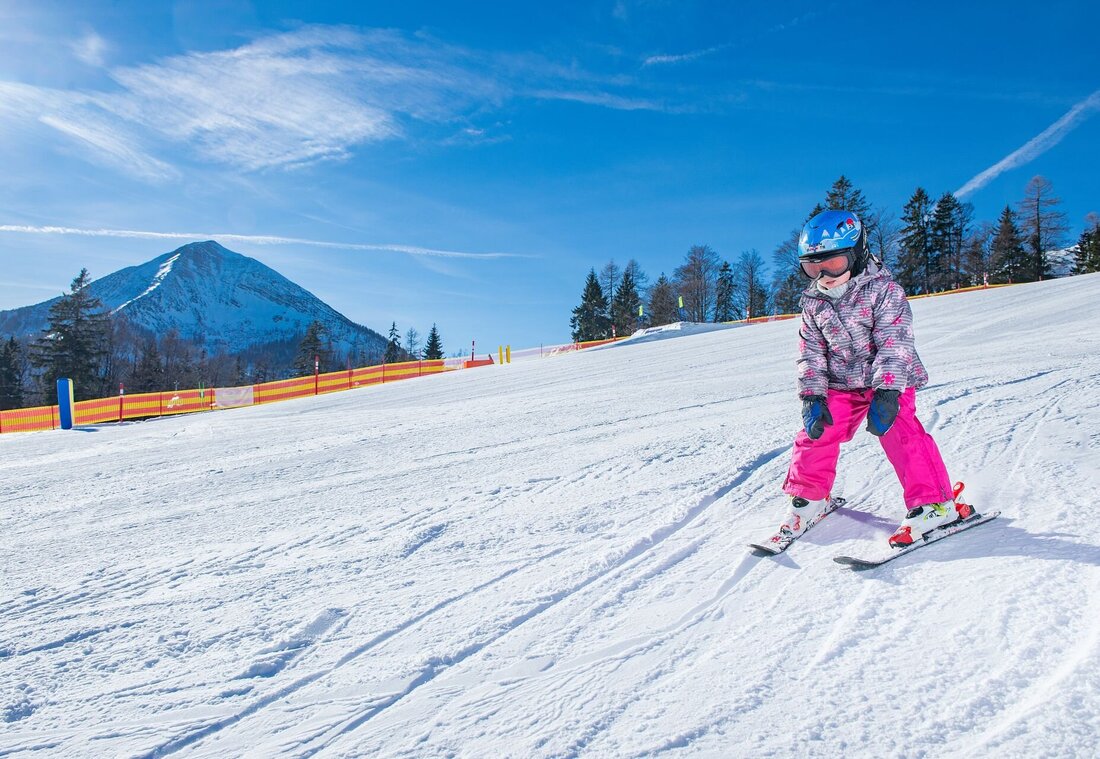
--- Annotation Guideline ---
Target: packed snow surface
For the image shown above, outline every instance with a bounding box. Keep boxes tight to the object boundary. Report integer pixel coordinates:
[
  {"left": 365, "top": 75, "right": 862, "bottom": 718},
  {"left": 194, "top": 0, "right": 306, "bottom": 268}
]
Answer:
[{"left": 3, "top": 275, "right": 1099, "bottom": 757}]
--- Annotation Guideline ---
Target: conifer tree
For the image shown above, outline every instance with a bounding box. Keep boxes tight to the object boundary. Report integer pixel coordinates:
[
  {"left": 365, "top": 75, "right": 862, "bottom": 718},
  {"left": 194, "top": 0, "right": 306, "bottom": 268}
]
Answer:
[
  {"left": 824, "top": 176, "right": 872, "bottom": 226},
  {"left": 129, "top": 338, "right": 165, "bottom": 392},
  {"left": 1017, "top": 175, "right": 1068, "bottom": 281},
  {"left": 610, "top": 268, "right": 642, "bottom": 336},
  {"left": 30, "top": 268, "right": 111, "bottom": 400},
  {"left": 623, "top": 259, "right": 649, "bottom": 300},
  {"left": 160, "top": 328, "right": 196, "bottom": 389},
  {"left": 423, "top": 324, "right": 444, "bottom": 359},
  {"left": 961, "top": 221, "right": 996, "bottom": 286},
  {"left": 0, "top": 336, "right": 26, "bottom": 410},
  {"left": 1074, "top": 215, "right": 1100, "bottom": 275},
  {"left": 714, "top": 261, "right": 740, "bottom": 322},
  {"left": 570, "top": 269, "right": 611, "bottom": 342},
  {"left": 897, "top": 188, "right": 934, "bottom": 293},
  {"left": 930, "top": 192, "right": 972, "bottom": 291},
  {"left": 233, "top": 355, "right": 248, "bottom": 385},
  {"left": 294, "top": 320, "right": 332, "bottom": 376},
  {"left": 990, "top": 206, "right": 1029, "bottom": 284},
  {"left": 647, "top": 274, "right": 679, "bottom": 327},
  {"left": 383, "top": 321, "right": 404, "bottom": 363}
]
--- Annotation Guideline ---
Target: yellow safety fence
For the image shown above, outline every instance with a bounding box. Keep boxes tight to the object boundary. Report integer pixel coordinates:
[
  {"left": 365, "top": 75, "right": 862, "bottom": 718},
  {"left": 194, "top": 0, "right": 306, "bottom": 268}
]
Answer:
[{"left": 0, "top": 359, "right": 444, "bottom": 435}]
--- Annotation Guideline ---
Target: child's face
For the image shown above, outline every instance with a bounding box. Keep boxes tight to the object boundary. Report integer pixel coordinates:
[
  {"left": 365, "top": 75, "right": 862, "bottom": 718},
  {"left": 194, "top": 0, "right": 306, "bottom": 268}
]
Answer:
[{"left": 820, "top": 270, "right": 852, "bottom": 289}]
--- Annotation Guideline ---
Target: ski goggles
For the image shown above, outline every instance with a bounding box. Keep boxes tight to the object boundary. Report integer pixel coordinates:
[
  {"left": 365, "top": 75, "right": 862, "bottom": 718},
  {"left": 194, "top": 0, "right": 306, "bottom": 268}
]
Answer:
[{"left": 799, "top": 250, "right": 853, "bottom": 279}]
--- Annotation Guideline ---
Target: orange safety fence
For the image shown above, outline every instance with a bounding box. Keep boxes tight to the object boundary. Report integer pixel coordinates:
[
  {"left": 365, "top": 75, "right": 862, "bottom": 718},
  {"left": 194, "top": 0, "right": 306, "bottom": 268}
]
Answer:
[
  {"left": 1, "top": 359, "right": 446, "bottom": 435},
  {"left": 73, "top": 388, "right": 214, "bottom": 426},
  {"left": 0, "top": 404, "right": 59, "bottom": 434},
  {"left": 908, "top": 283, "right": 1011, "bottom": 301}
]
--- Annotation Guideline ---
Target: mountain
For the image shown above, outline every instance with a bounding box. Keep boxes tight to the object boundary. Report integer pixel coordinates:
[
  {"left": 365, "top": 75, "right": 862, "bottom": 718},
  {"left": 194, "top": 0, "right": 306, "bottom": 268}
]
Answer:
[{"left": 0, "top": 241, "right": 387, "bottom": 359}]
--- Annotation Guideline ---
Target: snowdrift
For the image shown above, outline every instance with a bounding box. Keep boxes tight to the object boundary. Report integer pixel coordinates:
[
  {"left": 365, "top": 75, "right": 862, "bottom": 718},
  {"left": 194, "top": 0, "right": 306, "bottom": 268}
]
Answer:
[{"left": 2, "top": 275, "right": 1099, "bottom": 757}]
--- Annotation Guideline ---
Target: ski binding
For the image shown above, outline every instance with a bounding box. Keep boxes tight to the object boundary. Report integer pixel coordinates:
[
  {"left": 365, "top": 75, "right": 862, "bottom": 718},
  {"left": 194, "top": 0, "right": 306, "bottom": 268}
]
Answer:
[
  {"left": 749, "top": 496, "right": 846, "bottom": 556},
  {"left": 834, "top": 510, "right": 999, "bottom": 569}
]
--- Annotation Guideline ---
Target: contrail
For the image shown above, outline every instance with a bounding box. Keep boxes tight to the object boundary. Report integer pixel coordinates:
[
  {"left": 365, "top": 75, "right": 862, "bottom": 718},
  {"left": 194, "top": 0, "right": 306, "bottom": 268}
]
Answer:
[
  {"left": 956, "top": 88, "right": 1100, "bottom": 198},
  {"left": 0, "top": 224, "right": 529, "bottom": 260}
]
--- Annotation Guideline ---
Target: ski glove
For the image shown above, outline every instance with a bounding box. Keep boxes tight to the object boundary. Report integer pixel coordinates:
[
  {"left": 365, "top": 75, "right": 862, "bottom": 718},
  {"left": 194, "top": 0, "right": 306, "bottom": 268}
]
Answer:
[
  {"left": 801, "top": 395, "right": 832, "bottom": 440},
  {"left": 866, "top": 389, "right": 901, "bottom": 437}
]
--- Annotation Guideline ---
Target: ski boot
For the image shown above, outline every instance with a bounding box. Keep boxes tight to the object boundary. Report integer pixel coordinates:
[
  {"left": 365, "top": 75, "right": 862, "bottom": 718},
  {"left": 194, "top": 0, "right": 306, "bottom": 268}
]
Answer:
[
  {"left": 779, "top": 496, "right": 830, "bottom": 537},
  {"left": 888, "top": 482, "right": 974, "bottom": 547}
]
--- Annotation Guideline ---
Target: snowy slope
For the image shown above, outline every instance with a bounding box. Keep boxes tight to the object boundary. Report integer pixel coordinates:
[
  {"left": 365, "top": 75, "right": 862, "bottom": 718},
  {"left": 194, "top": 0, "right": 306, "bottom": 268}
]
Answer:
[{"left": 2, "top": 274, "right": 1099, "bottom": 758}]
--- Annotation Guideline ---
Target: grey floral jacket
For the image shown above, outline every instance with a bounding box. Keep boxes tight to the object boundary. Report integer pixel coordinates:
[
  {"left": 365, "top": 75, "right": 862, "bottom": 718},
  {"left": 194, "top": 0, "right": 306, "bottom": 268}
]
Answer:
[{"left": 796, "top": 263, "right": 929, "bottom": 398}]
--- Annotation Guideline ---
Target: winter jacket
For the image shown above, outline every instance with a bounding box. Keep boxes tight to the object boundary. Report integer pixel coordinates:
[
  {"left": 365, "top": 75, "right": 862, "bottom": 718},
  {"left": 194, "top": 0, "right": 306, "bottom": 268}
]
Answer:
[{"left": 796, "top": 262, "right": 929, "bottom": 398}]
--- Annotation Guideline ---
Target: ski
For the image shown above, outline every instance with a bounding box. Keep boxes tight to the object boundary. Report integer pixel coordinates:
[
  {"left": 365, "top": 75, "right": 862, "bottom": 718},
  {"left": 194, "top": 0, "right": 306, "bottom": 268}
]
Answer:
[
  {"left": 833, "top": 510, "right": 999, "bottom": 569},
  {"left": 749, "top": 496, "right": 845, "bottom": 556}
]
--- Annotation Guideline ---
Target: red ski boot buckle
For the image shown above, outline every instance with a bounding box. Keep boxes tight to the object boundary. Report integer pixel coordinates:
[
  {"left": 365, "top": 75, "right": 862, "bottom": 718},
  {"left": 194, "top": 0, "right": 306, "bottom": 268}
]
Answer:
[{"left": 952, "top": 481, "right": 974, "bottom": 519}]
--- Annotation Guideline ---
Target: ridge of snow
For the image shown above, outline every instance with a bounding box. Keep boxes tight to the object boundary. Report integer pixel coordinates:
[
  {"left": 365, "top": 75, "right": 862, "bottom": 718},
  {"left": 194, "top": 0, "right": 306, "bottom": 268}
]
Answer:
[
  {"left": 2, "top": 273, "right": 1099, "bottom": 756},
  {"left": 111, "top": 253, "right": 180, "bottom": 315}
]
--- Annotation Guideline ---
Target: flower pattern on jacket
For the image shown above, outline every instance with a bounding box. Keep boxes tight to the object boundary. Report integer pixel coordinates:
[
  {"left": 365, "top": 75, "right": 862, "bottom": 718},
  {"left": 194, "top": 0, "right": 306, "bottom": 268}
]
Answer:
[{"left": 795, "top": 265, "right": 929, "bottom": 397}]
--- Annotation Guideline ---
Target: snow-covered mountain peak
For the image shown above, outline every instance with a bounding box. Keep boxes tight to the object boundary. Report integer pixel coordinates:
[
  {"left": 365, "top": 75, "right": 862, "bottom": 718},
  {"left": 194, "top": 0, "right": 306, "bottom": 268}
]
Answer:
[{"left": 0, "top": 240, "right": 385, "bottom": 358}]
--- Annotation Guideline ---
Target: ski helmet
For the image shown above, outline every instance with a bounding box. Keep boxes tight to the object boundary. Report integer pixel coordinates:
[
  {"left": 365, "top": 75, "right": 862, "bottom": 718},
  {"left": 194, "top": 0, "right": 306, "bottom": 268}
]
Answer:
[{"left": 797, "top": 209, "right": 868, "bottom": 279}]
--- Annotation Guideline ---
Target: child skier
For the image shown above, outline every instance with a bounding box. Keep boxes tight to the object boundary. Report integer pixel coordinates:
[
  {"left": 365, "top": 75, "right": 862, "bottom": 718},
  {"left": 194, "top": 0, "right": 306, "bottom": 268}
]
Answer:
[{"left": 778, "top": 209, "right": 967, "bottom": 548}]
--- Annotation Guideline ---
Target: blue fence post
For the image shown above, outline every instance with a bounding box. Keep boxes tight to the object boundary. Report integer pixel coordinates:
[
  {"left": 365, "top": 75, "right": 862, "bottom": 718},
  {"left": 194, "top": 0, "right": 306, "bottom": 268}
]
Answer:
[{"left": 57, "top": 378, "right": 75, "bottom": 430}]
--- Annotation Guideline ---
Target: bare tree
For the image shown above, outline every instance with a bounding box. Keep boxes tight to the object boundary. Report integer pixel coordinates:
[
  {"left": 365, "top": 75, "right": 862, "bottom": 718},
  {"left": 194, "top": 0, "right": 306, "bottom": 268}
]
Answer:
[
  {"left": 1017, "top": 175, "right": 1069, "bottom": 281},
  {"left": 736, "top": 249, "right": 769, "bottom": 319},
  {"left": 404, "top": 327, "right": 421, "bottom": 358},
  {"left": 599, "top": 259, "right": 621, "bottom": 307},
  {"left": 770, "top": 228, "right": 804, "bottom": 315},
  {"left": 865, "top": 208, "right": 902, "bottom": 269},
  {"left": 673, "top": 245, "right": 721, "bottom": 322}
]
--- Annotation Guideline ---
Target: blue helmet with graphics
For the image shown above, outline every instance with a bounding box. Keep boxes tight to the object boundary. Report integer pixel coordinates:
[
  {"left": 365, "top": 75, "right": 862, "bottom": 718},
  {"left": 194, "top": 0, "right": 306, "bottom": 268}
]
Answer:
[{"left": 797, "top": 209, "right": 868, "bottom": 279}]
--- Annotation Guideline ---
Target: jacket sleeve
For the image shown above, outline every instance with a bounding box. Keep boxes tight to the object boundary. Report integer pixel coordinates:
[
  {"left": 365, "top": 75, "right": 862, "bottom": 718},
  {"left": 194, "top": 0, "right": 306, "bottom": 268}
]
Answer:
[
  {"left": 796, "top": 305, "right": 829, "bottom": 397},
  {"left": 870, "top": 280, "right": 918, "bottom": 390}
]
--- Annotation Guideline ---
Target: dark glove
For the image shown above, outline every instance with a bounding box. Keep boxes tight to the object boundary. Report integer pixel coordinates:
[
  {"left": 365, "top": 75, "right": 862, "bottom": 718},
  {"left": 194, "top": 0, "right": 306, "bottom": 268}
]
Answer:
[
  {"left": 801, "top": 395, "right": 832, "bottom": 440},
  {"left": 866, "top": 389, "right": 901, "bottom": 437}
]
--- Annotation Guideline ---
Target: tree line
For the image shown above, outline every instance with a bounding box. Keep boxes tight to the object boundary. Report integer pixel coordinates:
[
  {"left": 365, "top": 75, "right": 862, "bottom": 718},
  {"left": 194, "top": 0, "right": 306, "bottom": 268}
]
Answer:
[
  {"left": 571, "top": 174, "right": 1100, "bottom": 342},
  {"left": 0, "top": 269, "right": 450, "bottom": 409}
]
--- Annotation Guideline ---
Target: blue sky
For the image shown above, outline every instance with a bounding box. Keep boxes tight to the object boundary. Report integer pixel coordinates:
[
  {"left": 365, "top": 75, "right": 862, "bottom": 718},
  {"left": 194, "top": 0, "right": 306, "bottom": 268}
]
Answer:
[{"left": 1, "top": 0, "right": 1098, "bottom": 349}]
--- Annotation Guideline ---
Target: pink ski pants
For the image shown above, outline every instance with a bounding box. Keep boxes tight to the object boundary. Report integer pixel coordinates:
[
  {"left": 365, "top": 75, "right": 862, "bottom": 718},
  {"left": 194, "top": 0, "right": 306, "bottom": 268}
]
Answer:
[{"left": 783, "top": 387, "right": 952, "bottom": 508}]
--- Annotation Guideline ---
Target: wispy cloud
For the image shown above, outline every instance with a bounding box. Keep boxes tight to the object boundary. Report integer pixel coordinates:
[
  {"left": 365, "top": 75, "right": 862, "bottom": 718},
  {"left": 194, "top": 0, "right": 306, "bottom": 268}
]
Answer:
[
  {"left": 72, "top": 29, "right": 109, "bottom": 67},
  {"left": 766, "top": 9, "right": 827, "bottom": 33},
  {"left": 956, "top": 88, "right": 1100, "bottom": 198},
  {"left": 39, "top": 115, "right": 178, "bottom": 182},
  {"left": 0, "top": 224, "right": 532, "bottom": 260},
  {"left": 643, "top": 46, "right": 726, "bottom": 67},
  {"left": 641, "top": 8, "right": 826, "bottom": 68},
  {"left": 1, "top": 25, "right": 668, "bottom": 179},
  {"left": 528, "top": 89, "right": 673, "bottom": 112}
]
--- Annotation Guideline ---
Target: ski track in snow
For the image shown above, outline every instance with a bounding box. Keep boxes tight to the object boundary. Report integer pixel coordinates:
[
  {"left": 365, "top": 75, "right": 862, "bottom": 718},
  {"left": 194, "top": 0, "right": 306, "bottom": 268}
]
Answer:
[{"left": 2, "top": 275, "right": 1100, "bottom": 757}]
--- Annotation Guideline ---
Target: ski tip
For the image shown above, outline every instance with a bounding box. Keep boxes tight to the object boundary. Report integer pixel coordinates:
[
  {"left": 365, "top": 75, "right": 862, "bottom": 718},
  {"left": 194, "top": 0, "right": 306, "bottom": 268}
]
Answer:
[
  {"left": 833, "top": 556, "right": 879, "bottom": 569},
  {"left": 748, "top": 543, "right": 781, "bottom": 556}
]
